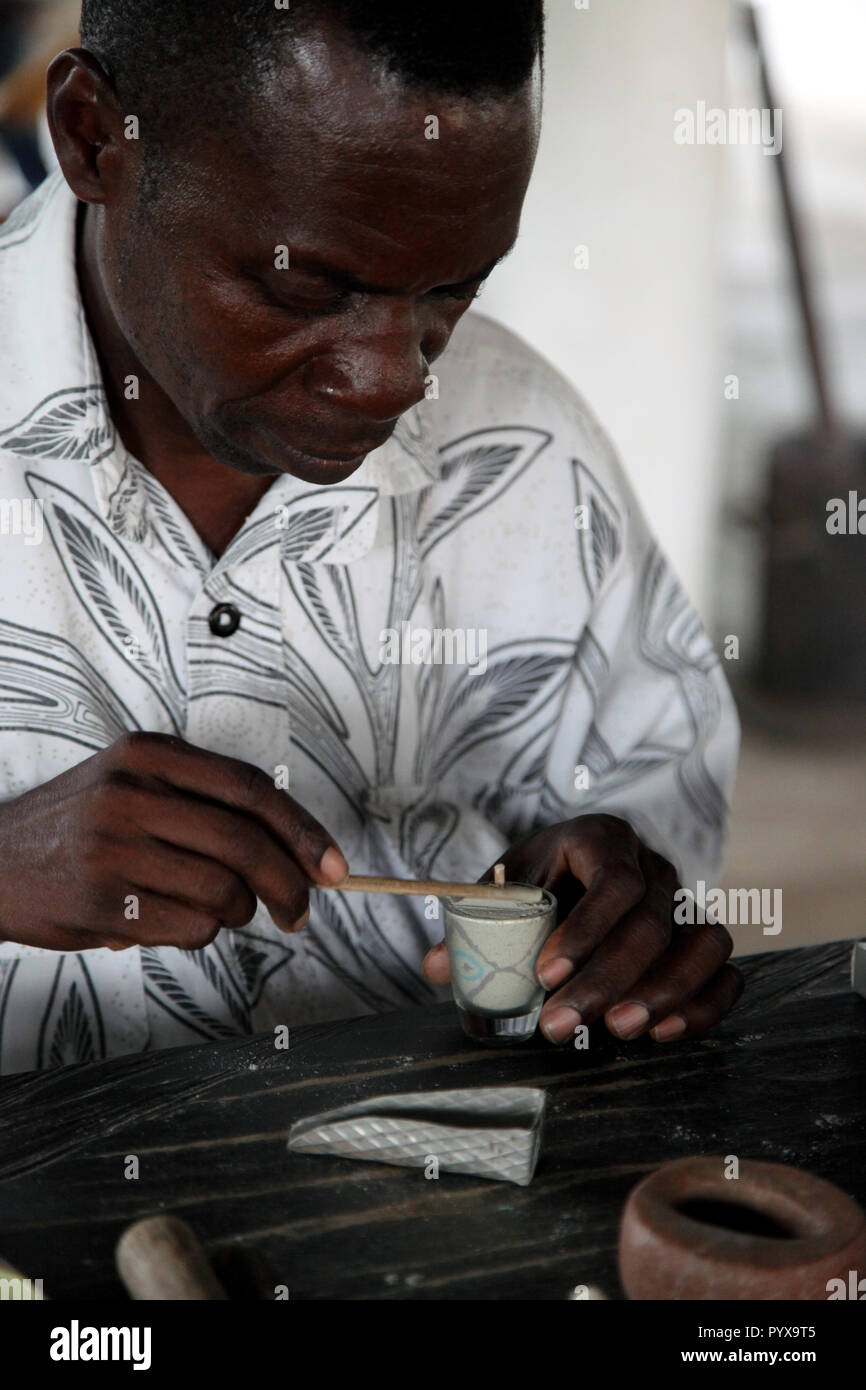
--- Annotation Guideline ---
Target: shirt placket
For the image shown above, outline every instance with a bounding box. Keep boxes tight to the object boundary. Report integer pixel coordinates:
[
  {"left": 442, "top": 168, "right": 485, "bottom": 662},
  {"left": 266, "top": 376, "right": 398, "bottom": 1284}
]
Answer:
[{"left": 184, "top": 546, "right": 290, "bottom": 772}]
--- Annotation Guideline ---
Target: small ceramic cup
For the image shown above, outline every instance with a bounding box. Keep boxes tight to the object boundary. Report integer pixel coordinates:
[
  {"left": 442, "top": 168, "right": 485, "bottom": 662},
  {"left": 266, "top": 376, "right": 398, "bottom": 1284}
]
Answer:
[{"left": 442, "top": 886, "right": 557, "bottom": 1043}]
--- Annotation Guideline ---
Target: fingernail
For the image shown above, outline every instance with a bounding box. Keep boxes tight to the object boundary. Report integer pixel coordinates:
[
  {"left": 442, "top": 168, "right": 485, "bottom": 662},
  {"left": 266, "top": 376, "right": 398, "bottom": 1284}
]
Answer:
[
  {"left": 318, "top": 846, "right": 349, "bottom": 883},
  {"left": 541, "top": 1005, "right": 583, "bottom": 1044},
  {"left": 538, "top": 957, "right": 573, "bottom": 989},
  {"left": 607, "top": 1002, "right": 650, "bottom": 1039},
  {"left": 651, "top": 1014, "right": 687, "bottom": 1042}
]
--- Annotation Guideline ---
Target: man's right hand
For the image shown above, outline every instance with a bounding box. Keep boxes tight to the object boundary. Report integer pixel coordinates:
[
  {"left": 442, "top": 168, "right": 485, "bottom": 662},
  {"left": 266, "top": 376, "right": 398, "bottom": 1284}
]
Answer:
[{"left": 0, "top": 732, "right": 348, "bottom": 953}]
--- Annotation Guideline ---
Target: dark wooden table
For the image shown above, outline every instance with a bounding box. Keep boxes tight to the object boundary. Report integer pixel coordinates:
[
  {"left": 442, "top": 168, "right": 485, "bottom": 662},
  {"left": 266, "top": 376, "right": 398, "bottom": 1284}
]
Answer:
[{"left": 0, "top": 941, "right": 863, "bottom": 1300}]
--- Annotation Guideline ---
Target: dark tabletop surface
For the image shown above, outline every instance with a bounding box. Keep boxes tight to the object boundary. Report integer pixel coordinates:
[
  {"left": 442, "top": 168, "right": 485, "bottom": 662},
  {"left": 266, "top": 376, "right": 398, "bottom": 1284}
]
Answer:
[{"left": 0, "top": 940, "right": 863, "bottom": 1300}]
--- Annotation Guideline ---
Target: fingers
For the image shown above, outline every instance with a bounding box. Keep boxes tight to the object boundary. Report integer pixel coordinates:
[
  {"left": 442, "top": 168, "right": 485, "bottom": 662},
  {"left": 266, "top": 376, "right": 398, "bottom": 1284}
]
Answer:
[
  {"left": 535, "top": 847, "right": 743, "bottom": 1046},
  {"left": 648, "top": 963, "right": 744, "bottom": 1042},
  {"left": 539, "top": 854, "right": 674, "bottom": 1043},
  {"left": 96, "top": 891, "right": 226, "bottom": 950},
  {"left": 28, "top": 923, "right": 130, "bottom": 953},
  {"left": 535, "top": 829, "right": 647, "bottom": 989},
  {"left": 22, "top": 912, "right": 218, "bottom": 953},
  {"left": 111, "top": 733, "right": 348, "bottom": 885},
  {"left": 604, "top": 920, "right": 734, "bottom": 1039},
  {"left": 430, "top": 817, "right": 742, "bottom": 1046},
  {"left": 422, "top": 940, "right": 449, "bottom": 983},
  {"left": 115, "top": 787, "right": 312, "bottom": 933}
]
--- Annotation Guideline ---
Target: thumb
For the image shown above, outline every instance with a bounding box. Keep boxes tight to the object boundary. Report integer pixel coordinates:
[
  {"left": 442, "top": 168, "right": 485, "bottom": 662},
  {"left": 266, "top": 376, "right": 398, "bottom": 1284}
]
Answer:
[{"left": 422, "top": 939, "right": 450, "bottom": 983}]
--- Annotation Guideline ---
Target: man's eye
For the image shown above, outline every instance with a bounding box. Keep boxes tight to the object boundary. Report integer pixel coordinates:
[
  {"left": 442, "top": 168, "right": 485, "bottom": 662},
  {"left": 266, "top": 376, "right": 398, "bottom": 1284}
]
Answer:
[
  {"left": 261, "top": 275, "right": 350, "bottom": 315},
  {"left": 435, "top": 282, "right": 486, "bottom": 304}
]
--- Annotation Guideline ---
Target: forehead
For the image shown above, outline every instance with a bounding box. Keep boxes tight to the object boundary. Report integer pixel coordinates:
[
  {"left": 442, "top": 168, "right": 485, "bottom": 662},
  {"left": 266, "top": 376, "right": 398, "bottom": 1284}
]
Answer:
[{"left": 168, "top": 27, "right": 540, "bottom": 284}]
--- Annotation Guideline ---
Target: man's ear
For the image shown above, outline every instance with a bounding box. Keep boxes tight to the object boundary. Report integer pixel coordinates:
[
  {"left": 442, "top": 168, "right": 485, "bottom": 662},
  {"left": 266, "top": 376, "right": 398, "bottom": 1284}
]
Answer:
[{"left": 45, "top": 47, "right": 130, "bottom": 204}]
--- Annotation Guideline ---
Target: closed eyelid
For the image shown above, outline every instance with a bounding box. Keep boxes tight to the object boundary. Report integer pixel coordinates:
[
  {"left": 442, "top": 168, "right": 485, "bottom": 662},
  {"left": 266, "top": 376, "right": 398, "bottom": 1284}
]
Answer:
[
  {"left": 256, "top": 235, "right": 514, "bottom": 296},
  {"left": 430, "top": 278, "right": 486, "bottom": 298},
  {"left": 263, "top": 256, "right": 496, "bottom": 296}
]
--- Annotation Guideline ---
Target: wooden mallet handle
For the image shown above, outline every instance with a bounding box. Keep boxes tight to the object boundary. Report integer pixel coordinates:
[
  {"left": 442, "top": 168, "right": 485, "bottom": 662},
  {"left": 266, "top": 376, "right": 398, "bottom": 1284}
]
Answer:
[{"left": 116, "top": 1215, "right": 229, "bottom": 1301}]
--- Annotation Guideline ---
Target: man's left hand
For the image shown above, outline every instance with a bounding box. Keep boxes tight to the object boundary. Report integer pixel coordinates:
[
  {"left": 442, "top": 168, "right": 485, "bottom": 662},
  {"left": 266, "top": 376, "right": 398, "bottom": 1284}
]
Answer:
[{"left": 422, "top": 814, "right": 744, "bottom": 1044}]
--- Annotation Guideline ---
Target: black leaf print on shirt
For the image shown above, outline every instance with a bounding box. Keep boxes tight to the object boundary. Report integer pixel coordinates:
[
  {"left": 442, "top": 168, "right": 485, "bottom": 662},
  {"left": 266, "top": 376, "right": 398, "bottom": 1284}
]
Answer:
[
  {"left": 280, "top": 506, "right": 338, "bottom": 561},
  {"left": 286, "top": 435, "right": 545, "bottom": 794},
  {"left": 0, "top": 617, "right": 138, "bottom": 747},
  {"left": 233, "top": 942, "right": 270, "bottom": 1000},
  {"left": 574, "top": 625, "right": 609, "bottom": 705},
  {"left": 637, "top": 545, "right": 726, "bottom": 832},
  {"left": 375, "top": 493, "right": 425, "bottom": 778},
  {"left": 47, "top": 982, "right": 96, "bottom": 1068},
  {"left": 291, "top": 562, "right": 365, "bottom": 673},
  {"left": 220, "top": 506, "right": 329, "bottom": 571},
  {"left": 415, "top": 639, "right": 573, "bottom": 781},
  {"left": 54, "top": 508, "right": 184, "bottom": 725},
  {"left": 357, "top": 897, "right": 439, "bottom": 1006},
  {"left": 304, "top": 889, "right": 402, "bottom": 1012},
  {"left": 287, "top": 551, "right": 405, "bottom": 786},
  {"left": 500, "top": 710, "right": 561, "bottom": 789},
  {"left": 103, "top": 456, "right": 149, "bottom": 547},
  {"left": 65, "top": 513, "right": 161, "bottom": 651},
  {"left": 35, "top": 957, "right": 106, "bottom": 1069},
  {"left": 307, "top": 885, "right": 436, "bottom": 1010},
  {"left": 182, "top": 945, "right": 252, "bottom": 1034},
  {"left": 284, "top": 641, "right": 350, "bottom": 739},
  {"left": 283, "top": 643, "right": 369, "bottom": 816},
  {"left": 416, "top": 574, "right": 447, "bottom": 742},
  {"left": 473, "top": 713, "right": 561, "bottom": 843},
  {"left": 139, "top": 464, "right": 211, "bottom": 577},
  {"left": 221, "top": 490, "right": 378, "bottom": 571},
  {"left": 140, "top": 949, "right": 243, "bottom": 1040},
  {"left": 583, "top": 745, "right": 686, "bottom": 795},
  {"left": 575, "top": 721, "right": 617, "bottom": 780},
  {"left": 572, "top": 459, "right": 623, "bottom": 597},
  {"left": 26, "top": 473, "right": 185, "bottom": 730},
  {"left": 228, "top": 929, "right": 298, "bottom": 1009},
  {"left": 418, "top": 426, "right": 551, "bottom": 557},
  {"left": 0, "top": 388, "right": 113, "bottom": 463},
  {"left": 398, "top": 797, "right": 461, "bottom": 877}
]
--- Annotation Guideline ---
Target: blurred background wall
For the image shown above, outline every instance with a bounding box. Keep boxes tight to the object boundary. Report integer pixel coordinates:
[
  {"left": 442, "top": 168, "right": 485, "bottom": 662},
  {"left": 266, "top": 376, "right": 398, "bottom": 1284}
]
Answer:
[
  {"left": 483, "top": 0, "right": 731, "bottom": 622},
  {"left": 1, "top": 0, "right": 864, "bottom": 954}
]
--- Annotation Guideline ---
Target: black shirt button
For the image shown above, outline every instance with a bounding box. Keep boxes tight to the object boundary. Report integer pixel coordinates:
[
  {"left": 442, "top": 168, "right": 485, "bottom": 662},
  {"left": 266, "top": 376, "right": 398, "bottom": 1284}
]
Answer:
[{"left": 209, "top": 602, "right": 241, "bottom": 637}]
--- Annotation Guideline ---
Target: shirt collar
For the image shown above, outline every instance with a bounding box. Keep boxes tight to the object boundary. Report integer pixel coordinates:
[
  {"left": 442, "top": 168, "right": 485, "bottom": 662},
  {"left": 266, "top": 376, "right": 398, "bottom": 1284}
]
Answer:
[{"left": 0, "top": 170, "right": 442, "bottom": 568}]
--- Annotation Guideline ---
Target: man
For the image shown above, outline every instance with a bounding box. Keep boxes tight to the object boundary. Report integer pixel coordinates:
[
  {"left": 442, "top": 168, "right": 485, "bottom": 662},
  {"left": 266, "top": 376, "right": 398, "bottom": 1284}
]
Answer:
[{"left": 0, "top": 1, "right": 741, "bottom": 1075}]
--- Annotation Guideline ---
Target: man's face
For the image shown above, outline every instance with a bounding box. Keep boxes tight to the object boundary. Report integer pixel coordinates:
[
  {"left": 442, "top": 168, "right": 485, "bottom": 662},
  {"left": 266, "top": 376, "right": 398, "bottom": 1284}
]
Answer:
[{"left": 97, "top": 30, "right": 540, "bottom": 485}]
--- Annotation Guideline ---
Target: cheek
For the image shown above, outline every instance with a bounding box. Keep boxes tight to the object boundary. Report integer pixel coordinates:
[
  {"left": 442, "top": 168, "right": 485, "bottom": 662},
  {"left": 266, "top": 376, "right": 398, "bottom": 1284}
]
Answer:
[
  {"left": 166, "top": 270, "right": 323, "bottom": 405},
  {"left": 111, "top": 257, "right": 303, "bottom": 409},
  {"left": 108, "top": 239, "right": 206, "bottom": 392}
]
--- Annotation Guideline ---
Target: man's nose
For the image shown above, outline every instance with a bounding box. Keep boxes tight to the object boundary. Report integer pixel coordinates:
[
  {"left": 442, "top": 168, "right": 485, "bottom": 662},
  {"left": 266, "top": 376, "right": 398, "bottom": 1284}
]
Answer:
[{"left": 302, "top": 312, "right": 434, "bottom": 422}]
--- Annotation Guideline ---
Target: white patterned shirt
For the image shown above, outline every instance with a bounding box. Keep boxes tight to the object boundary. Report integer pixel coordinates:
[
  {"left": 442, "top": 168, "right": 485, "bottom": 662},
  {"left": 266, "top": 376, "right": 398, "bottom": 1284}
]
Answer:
[{"left": 0, "top": 171, "right": 739, "bottom": 1074}]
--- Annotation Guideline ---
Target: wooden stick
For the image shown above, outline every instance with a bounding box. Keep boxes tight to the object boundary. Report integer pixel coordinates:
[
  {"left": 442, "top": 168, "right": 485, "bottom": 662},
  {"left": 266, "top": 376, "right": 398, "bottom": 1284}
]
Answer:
[
  {"left": 116, "top": 1216, "right": 229, "bottom": 1301},
  {"left": 323, "top": 873, "right": 543, "bottom": 904}
]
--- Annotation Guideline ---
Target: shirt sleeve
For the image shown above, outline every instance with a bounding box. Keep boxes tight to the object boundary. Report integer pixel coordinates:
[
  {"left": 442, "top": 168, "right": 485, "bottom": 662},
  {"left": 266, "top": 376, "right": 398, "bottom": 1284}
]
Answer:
[{"left": 531, "top": 454, "right": 740, "bottom": 892}]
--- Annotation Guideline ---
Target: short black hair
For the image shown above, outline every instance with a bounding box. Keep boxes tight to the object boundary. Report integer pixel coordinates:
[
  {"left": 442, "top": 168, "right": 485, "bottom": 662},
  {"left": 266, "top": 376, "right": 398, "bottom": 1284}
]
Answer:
[{"left": 79, "top": 0, "right": 544, "bottom": 189}]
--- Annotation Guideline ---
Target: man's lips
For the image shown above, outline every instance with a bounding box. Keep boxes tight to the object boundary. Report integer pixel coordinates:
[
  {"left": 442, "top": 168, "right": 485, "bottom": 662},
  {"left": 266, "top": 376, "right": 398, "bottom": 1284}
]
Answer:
[
  {"left": 301, "top": 441, "right": 387, "bottom": 462},
  {"left": 261, "top": 423, "right": 394, "bottom": 464}
]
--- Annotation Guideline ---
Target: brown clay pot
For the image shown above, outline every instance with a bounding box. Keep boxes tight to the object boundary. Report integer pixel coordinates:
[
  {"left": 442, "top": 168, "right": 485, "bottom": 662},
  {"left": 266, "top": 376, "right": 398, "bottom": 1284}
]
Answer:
[{"left": 619, "top": 1155, "right": 866, "bottom": 1300}]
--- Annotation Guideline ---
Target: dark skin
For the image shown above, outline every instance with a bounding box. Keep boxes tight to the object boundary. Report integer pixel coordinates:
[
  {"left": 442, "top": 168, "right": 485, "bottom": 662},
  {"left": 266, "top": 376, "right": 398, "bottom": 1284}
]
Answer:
[{"left": 0, "top": 24, "right": 743, "bottom": 1044}]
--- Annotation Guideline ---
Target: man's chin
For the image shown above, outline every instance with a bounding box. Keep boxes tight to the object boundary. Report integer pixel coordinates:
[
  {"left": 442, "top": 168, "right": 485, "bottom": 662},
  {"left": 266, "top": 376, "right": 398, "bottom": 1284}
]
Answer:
[
  {"left": 258, "top": 424, "right": 374, "bottom": 485},
  {"left": 199, "top": 421, "right": 370, "bottom": 486},
  {"left": 267, "top": 446, "right": 369, "bottom": 487}
]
